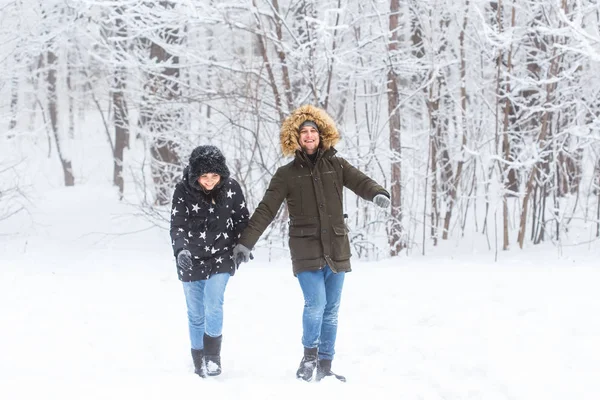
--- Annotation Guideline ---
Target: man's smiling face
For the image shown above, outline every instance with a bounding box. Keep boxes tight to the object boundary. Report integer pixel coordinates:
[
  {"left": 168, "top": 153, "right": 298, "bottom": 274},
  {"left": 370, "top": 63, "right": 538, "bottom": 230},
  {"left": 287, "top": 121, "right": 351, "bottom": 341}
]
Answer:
[{"left": 299, "top": 125, "right": 320, "bottom": 155}]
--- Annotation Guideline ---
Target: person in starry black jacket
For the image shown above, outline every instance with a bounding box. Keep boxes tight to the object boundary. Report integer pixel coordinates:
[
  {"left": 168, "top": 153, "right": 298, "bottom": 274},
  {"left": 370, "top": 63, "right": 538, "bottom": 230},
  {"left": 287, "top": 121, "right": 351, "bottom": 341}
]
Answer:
[{"left": 170, "top": 145, "right": 249, "bottom": 378}]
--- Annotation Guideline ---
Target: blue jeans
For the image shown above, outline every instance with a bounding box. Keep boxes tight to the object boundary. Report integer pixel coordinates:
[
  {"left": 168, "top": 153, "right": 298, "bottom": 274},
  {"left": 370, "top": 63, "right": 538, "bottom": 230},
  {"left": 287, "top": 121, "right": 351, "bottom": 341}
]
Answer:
[
  {"left": 182, "top": 272, "right": 230, "bottom": 350},
  {"left": 297, "top": 265, "right": 345, "bottom": 360}
]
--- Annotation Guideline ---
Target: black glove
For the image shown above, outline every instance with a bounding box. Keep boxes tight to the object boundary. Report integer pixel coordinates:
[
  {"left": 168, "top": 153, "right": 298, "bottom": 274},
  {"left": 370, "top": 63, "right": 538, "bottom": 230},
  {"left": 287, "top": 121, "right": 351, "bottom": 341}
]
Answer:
[
  {"left": 373, "top": 193, "right": 391, "bottom": 209},
  {"left": 233, "top": 243, "right": 253, "bottom": 268},
  {"left": 177, "top": 249, "right": 193, "bottom": 270}
]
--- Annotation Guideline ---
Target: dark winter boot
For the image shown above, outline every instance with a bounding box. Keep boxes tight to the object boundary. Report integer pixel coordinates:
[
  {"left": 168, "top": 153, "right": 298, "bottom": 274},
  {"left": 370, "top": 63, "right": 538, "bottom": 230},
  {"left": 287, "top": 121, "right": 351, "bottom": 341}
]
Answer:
[
  {"left": 296, "top": 347, "right": 318, "bottom": 381},
  {"left": 191, "top": 348, "right": 206, "bottom": 378},
  {"left": 316, "top": 359, "right": 346, "bottom": 382},
  {"left": 203, "top": 334, "right": 223, "bottom": 376}
]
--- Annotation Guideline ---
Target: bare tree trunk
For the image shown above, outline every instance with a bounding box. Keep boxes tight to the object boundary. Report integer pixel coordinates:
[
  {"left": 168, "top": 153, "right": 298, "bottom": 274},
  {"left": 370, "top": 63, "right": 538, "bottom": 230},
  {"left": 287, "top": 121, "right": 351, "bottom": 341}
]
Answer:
[
  {"left": 517, "top": 52, "right": 560, "bottom": 248},
  {"left": 442, "top": 0, "right": 470, "bottom": 240},
  {"left": 530, "top": 181, "right": 537, "bottom": 241},
  {"left": 570, "top": 149, "right": 582, "bottom": 194},
  {"left": 386, "top": 0, "right": 404, "bottom": 255},
  {"left": 47, "top": 50, "right": 75, "bottom": 187},
  {"left": 502, "top": 0, "right": 517, "bottom": 250},
  {"left": 517, "top": 0, "right": 569, "bottom": 248},
  {"left": 435, "top": 15, "right": 453, "bottom": 227},
  {"left": 494, "top": 0, "right": 512, "bottom": 250},
  {"left": 9, "top": 60, "right": 19, "bottom": 132},
  {"left": 66, "top": 53, "right": 75, "bottom": 140},
  {"left": 411, "top": 6, "right": 440, "bottom": 245},
  {"left": 112, "top": 8, "right": 130, "bottom": 199},
  {"left": 429, "top": 91, "right": 439, "bottom": 246},
  {"left": 286, "top": 0, "right": 322, "bottom": 104},
  {"left": 251, "top": 0, "right": 285, "bottom": 123},
  {"left": 557, "top": 126, "right": 582, "bottom": 196},
  {"left": 270, "top": 0, "right": 294, "bottom": 111},
  {"left": 322, "top": 0, "right": 342, "bottom": 110},
  {"left": 201, "top": 1, "right": 215, "bottom": 137},
  {"left": 537, "top": 182, "right": 548, "bottom": 244},
  {"left": 139, "top": 1, "right": 181, "bottom": 205}
]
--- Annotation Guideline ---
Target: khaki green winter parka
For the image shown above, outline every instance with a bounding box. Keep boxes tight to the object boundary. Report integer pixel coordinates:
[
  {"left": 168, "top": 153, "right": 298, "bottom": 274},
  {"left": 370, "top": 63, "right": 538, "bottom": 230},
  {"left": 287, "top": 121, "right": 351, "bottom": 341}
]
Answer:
[{"left": 238, "top": 105, "right": 388, "bottom": 275}]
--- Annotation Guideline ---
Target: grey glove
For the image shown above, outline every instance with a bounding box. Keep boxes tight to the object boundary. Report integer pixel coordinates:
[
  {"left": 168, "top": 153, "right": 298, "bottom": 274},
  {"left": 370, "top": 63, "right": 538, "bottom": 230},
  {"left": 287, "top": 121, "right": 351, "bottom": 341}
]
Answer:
[
  {"left": 233, "top": 243, "right": 253, "bottom": 267},
  {"left": 373, "top": 193, "right": 391, "bottom": 208},
  {"left": 177, "top": 249, "right": 193, "bottom": 270}
]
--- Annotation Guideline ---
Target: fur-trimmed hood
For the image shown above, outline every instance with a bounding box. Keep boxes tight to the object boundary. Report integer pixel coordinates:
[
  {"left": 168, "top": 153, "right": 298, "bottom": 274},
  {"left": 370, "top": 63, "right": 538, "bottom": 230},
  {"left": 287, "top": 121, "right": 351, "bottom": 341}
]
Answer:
[{"left": 280, "top": 105, "right": 341, "bottom": 157}]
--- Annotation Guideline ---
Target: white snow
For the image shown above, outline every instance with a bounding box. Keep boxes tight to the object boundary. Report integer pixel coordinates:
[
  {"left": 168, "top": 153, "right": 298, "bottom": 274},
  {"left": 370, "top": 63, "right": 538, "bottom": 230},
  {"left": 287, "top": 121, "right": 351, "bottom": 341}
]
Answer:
[{"left": 2, "top": 182, "right": 600, "bottom": 399}]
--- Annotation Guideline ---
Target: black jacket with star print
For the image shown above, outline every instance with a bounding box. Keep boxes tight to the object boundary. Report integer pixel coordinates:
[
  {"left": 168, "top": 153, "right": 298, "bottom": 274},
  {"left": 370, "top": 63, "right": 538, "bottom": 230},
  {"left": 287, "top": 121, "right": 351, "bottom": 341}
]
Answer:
[{"left": 170, "top": 169, "right": 249, "bottom": 282}]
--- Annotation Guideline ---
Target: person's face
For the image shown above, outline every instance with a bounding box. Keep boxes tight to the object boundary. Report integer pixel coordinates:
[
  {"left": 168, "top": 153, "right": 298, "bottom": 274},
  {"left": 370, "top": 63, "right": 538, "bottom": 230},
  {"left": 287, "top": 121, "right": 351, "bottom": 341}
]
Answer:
[
  {"left": 198, "top": 173, "right": 221, "bottom": 191},
  {"left": 299, "top": 126, "right": 320, "bottom": 155}
]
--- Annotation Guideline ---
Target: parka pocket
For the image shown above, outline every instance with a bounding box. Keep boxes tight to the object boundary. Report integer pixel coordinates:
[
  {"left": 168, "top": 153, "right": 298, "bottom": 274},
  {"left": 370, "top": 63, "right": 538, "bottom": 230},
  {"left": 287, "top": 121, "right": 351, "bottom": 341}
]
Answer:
[
  {"left": 288, "top": 226, "right": 319, "bottom": 261},
  {"left": 331, "top": 223, "right": 351, "bottom": 259},
  {"left": 289, "top": 226, "right": 318, "bottom": 237},
  {"left": 332, "top": 224, "right": 349, "bottom": 236}
]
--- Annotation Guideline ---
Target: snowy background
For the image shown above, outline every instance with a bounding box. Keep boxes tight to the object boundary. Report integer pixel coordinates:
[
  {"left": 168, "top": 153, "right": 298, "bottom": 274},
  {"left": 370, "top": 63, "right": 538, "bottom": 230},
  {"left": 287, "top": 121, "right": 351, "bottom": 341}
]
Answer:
[
  {"left": 2, "top": 139, "right": 600, "bottom": 399},
  {"left": 2, "top": 1, "right": 600, "bottom": 398}
]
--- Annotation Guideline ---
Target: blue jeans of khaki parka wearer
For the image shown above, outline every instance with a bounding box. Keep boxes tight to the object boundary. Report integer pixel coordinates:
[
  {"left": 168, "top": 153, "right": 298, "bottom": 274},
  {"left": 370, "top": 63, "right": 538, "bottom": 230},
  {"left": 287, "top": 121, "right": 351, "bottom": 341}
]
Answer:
[{"left": 297, "top": 265, "right": 345, "bottom": 360}]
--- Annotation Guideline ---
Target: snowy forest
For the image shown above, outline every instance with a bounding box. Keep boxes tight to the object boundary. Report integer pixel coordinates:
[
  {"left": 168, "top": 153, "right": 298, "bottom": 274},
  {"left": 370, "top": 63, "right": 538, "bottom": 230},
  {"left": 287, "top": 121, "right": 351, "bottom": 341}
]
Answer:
[{"left": 1, "top": 0, "right": 600, "bottom": 259}]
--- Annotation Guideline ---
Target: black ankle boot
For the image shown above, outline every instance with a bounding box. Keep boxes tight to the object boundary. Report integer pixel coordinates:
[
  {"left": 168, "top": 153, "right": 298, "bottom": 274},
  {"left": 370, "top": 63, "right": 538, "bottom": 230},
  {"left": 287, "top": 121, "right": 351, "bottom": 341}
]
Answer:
[
  {"left": 191, "top": 348, "right": 206, "bottom": 378},
  {"left": 203, "top": 334, "right": 223, "bottom": 376},
  {"left": 316, "top": 359, "right": 346, "bottom": 382},
  {"left": 296, "top": 347, "right": 318, "bottom": 381}
]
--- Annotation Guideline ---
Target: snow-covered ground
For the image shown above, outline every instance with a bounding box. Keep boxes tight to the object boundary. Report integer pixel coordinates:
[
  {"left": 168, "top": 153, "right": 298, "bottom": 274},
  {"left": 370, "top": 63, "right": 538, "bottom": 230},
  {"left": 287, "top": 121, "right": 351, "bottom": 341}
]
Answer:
[{"left": 2, "top": 182, "right": 600, "bottom": 400}]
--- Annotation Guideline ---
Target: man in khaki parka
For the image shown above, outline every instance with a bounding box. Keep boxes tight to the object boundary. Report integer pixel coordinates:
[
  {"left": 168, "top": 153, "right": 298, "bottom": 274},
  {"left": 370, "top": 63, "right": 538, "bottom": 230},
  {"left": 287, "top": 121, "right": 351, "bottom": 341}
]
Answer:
[{"left": 233, "top": 105, "right": 390, "bottom": 382}]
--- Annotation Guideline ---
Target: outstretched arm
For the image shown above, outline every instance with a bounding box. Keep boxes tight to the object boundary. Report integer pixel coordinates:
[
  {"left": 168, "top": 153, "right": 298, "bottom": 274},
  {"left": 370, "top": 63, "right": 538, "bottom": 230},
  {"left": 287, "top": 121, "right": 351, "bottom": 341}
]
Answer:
[{"left": 338, "top": 157, "right": 390, "bottom": 201}]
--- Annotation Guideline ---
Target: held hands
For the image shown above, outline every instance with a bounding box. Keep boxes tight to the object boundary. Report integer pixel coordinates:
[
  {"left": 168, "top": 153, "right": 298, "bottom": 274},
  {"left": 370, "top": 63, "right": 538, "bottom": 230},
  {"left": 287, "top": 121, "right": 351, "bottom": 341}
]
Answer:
[
  {"left": 177, "top": 249, "right": 193, "bottom": 270},
  {"left": 373, "top": 193, "right": 391, "bottom": 209},
  {"left": 233, "top": 243, "right": 253, "bottom": 268}
]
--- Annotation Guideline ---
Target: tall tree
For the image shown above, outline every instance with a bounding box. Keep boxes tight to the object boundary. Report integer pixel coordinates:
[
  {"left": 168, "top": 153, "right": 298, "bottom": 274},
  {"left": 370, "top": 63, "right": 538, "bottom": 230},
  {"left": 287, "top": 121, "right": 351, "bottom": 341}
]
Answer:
[
  {"left": 386, "top": 0, "right": 404, "bottom": 255},
  {"left": 44, "top": 4, "right": 75, "bottom": 187},
  {"left": 110, "top": 6, "right": 130, "bottom": 199},
  {"left": 137, "top": 1, "right": 183, "bottom": 205}
]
